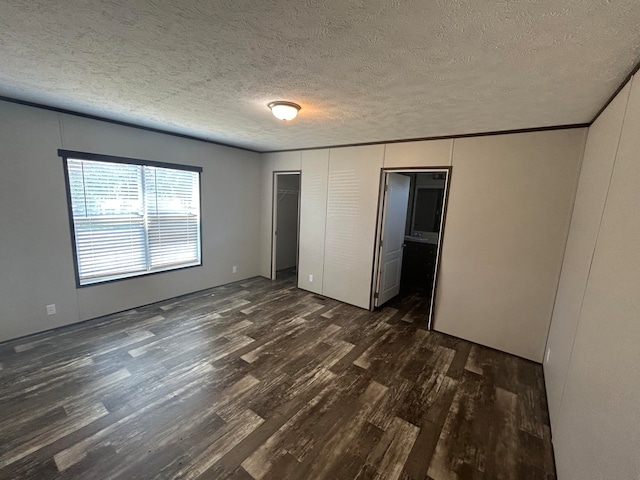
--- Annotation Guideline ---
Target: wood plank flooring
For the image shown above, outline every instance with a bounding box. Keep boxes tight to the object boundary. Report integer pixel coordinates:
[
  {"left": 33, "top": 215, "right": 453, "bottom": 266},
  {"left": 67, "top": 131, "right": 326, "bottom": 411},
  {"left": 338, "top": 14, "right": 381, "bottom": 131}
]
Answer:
[{"left": 0, "top": 271, "right": 556, "bottom": 479}]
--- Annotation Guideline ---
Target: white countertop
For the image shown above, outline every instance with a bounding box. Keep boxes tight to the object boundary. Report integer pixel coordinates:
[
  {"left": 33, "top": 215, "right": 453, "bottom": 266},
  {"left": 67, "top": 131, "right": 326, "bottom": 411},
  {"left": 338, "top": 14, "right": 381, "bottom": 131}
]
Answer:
[{"left": 405, "top": 233, "right": 439, "bottom": 244}]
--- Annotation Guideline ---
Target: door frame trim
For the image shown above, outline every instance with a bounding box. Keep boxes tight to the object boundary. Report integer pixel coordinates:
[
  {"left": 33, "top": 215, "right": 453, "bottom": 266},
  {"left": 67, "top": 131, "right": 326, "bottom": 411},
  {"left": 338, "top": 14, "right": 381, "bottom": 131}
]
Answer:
[
  {"left": 370, "top": 166, "right": 452, "bottom": 330},
  {"left": 271, "top": 170, "right": 302, "bottom": 281}
]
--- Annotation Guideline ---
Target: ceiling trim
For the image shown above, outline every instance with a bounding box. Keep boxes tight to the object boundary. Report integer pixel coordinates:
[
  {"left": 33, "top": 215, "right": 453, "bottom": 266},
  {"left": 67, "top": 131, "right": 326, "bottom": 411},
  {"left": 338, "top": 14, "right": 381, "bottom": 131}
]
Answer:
[
  {"left": 6, "top": 56, "right": 640, "bottom": 156},
  {"left": 260, "top": 123, "right": 590, "bottom": 154},
  {"left": 590, "top": 58, "right": 640, "bottom": 125},
  {"left": 0, "top": 94, "right": 595, "bottom": 154},
  {"left": 0, "top": 95, "right": 261, "bottom": 154}
]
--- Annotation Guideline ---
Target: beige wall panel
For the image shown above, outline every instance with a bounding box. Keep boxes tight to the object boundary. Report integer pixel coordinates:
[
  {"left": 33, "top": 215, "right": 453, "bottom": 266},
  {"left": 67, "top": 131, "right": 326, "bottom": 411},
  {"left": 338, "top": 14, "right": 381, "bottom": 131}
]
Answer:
[
  {"left": 258, "top": 151, "right": 302, "bottom": 277},
  {"left": 544, "top": 82, "right": 630, "bottom": 430},
  {"left": 552, "top": 76, "right": 640, "bottom": 480},
  {"left": 384, "top": 139, "right": 453, "bottom": 167},
  {"left": 263, "top": 151, "right": 303, "bottom": 171},
  {"left": 434, "top": 129, "right": 586, "bottom": 361},
  {"left": 323, "top": 145, "right": 384, "bottom": 309},
  {"left": 298, "top": 150, "right": 329, "bottom": 294},
  {"left": 259, "top": 158, "right": 274, "bottom": 277}
]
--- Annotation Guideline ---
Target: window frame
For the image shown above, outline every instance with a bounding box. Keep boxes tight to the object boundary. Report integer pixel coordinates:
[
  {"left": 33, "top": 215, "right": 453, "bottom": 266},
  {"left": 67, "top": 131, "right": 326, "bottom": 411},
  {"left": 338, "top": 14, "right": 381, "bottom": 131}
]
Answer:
[{"left": 60, "top": 149, "right": 203, "bottom": 288}]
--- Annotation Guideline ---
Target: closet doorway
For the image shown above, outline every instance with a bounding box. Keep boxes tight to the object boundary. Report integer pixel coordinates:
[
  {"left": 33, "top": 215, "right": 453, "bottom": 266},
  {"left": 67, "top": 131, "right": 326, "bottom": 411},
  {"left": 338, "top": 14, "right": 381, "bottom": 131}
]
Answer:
[
  {"left": 271, "top": 171, "right": 301, "bottom": 280},
  {"left": 371, "top": 168, "right": 451, "bottom": 329}
]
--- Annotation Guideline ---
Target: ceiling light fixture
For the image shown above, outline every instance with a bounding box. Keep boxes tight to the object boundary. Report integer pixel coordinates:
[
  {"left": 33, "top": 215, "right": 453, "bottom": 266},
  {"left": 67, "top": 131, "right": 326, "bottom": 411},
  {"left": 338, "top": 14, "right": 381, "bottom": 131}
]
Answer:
[{"left": 268, "top": 101, "right": 301, "bottom": 121}]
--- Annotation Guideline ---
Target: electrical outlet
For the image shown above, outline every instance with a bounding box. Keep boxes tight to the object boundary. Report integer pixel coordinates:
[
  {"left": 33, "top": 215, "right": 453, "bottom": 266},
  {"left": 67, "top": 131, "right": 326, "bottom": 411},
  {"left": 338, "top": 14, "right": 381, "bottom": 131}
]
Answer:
[
  {"left": 309, "top": 274, "right": 314, "bottom": 283},
  {"left": 545, "top": 348, "right": 551, "bottom": 363},
  {"left": 46, "top": 304, "right": 56, "bottom": 316},
  {"left": 232, "top": 266, "right": 237, "bottom": 273}
]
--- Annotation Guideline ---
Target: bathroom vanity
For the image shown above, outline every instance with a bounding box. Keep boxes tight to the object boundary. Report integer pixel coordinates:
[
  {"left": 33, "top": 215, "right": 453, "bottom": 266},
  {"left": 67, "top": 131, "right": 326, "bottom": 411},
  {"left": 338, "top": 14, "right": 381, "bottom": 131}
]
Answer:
[{"left": 402, "top": 234, "right": 438, "bottom": 290}]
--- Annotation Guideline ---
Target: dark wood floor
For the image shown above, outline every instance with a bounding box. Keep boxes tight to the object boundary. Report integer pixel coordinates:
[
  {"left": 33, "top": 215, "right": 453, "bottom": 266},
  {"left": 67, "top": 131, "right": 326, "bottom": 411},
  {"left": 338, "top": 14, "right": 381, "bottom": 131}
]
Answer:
[{"left": 0, "top": 271, "right": 555, "bottom": 479}]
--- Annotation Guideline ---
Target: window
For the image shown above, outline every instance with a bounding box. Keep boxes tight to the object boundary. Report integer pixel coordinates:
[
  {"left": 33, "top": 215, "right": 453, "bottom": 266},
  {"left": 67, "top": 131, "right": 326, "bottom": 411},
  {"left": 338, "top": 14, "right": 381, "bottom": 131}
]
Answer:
[{"left": 60, "top": 150, "right": 202, "bottom": 286}]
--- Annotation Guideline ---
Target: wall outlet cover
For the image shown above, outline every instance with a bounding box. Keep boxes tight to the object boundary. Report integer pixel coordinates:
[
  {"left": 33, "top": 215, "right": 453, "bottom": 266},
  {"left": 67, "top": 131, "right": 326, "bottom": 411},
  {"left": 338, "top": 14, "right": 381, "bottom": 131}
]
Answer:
[
  {"left": 46, "top": 304, "right": 56, "bottom": 316},
  {"left": 309, "top": 274, "right": 313, "bottom": 282},
  {"left": 232, "top": 266, "right": 237, "bottom": 273}
]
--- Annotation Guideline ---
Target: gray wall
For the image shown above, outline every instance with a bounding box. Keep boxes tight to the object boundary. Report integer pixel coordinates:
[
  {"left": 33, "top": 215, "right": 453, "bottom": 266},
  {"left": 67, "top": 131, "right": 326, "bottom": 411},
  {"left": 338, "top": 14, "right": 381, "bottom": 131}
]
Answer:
[
  {"left": 0, "top": 100, "right": 261, "bottom": 342},
  {"left": 546, "top": 75, "right": 640, "bottom": 479}
]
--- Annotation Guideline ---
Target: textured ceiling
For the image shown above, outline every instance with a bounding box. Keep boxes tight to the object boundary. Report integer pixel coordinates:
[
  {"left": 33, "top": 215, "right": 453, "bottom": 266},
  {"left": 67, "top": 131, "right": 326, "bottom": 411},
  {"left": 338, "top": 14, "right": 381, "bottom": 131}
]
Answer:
[{"left": 1, "top": 1, "right": 639, "bottom": 151}]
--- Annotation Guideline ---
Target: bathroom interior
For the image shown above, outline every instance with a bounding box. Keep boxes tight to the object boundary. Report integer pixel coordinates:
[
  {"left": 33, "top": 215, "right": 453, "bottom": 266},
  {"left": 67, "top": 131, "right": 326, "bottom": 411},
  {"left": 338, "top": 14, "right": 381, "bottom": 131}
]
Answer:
[{"left": 399, "top": 172, "right": 447, "bottom": 302}]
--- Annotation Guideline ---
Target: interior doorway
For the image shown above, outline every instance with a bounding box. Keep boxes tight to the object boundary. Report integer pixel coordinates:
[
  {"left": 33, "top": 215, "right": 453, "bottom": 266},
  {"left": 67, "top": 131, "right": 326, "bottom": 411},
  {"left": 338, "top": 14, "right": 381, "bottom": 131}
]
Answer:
[
  {"left": 372, "top": 168, "right": 450, "bottom": 329},
  {"left": 271, "top": 171, "right": 301, "bottom": 280}
]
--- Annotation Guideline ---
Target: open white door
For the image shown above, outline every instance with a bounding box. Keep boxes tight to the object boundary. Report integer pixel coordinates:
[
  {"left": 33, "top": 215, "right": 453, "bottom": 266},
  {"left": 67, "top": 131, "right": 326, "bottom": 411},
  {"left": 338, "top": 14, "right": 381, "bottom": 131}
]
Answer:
[{"left": 375, "top": 173, "right": 410, "bottom": 306}]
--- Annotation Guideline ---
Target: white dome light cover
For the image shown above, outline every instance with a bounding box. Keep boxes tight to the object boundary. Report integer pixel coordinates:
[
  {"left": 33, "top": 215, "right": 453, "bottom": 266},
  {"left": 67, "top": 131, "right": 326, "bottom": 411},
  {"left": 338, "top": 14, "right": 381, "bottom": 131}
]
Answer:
[{"left": 268, "top": 101, "right": 301, "bottom": 121}]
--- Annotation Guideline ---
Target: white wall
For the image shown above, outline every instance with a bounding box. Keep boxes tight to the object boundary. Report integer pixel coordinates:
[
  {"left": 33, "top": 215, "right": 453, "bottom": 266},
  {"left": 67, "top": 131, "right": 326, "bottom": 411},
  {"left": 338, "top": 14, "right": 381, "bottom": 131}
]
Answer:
[
  {"left": 544, "top": 82, "right": 631, "bottom": 431},
  {"left": 0, "top": 100, "right": 261, "bottom": 342},
  {"left": 547, "top": 76, "right": 640, "bottom": 479},
  {"left": 258, "top": 130, "right": 585, "bottom": 361}
]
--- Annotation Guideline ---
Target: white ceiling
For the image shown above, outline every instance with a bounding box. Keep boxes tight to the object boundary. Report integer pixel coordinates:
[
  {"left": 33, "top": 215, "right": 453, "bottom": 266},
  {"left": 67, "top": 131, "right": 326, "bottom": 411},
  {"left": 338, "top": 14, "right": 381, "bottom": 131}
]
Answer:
[{"left": 1, "top": 1, "right": 639, "bottom": 152}]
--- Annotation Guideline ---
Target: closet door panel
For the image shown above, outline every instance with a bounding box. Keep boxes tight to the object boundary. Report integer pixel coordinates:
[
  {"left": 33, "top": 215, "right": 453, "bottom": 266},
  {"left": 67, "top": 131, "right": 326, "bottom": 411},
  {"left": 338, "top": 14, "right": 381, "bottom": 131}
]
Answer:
[
  {"left": 323, "top": 145, "right": 384, "bottom": 308},
  {"left": 298, "top": 150, "right": 329, "bottom": 294}
]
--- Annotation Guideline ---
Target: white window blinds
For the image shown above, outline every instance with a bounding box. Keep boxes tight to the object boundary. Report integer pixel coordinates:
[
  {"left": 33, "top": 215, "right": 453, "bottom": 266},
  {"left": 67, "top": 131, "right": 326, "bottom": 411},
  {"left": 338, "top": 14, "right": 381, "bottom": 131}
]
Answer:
[{"left": 64, "top": 154, "right": 201, "bottom": 286}]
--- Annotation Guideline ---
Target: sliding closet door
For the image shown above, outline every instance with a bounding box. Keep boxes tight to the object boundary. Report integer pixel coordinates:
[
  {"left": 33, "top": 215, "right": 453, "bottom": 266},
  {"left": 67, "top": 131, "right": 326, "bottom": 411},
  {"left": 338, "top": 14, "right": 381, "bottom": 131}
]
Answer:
[
  {"left": 323, "top": 145, "right": 384, "bottom": 309},
  {"left": 298, "top": 150, "right": 329, "bottom": 294}
]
